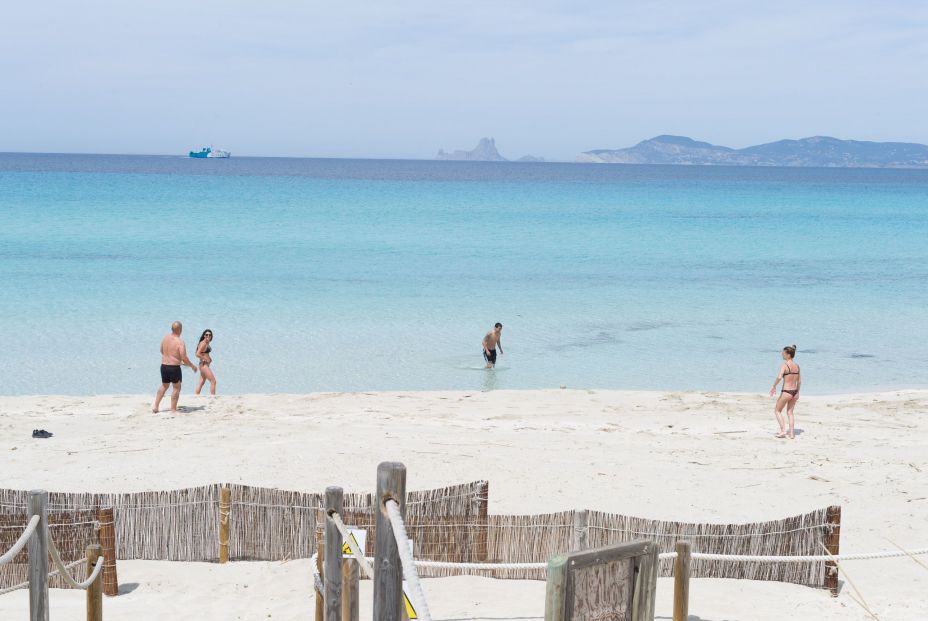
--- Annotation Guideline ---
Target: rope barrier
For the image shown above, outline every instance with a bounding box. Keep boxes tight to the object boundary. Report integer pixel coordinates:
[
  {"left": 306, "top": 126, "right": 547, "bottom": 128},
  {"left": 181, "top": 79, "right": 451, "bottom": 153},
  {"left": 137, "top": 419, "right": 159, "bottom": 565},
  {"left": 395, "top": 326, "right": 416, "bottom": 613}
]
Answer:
[
  {"left": 690, "top": 548, "right": 928, "bottom": 563},
  {"left": 0, "top": 579, "right": 29, "bottom": 596},
  {"left": 47, "top": 530, "right": 103, "bottom": 590},
  {"left": 0, "top": 515, "right": 39, "bottom": 566},
  {"left": 385, "top": 500, "right": 433, "bottom": 621},
  {"left": 330, "top": 512, "right": 375, "bottom": 579},
  {"left": 0, "top": 557, "right": 88, "bottom": 597},
  {"left": 310, "top": 552, "right": 324, "bottom": 603}
]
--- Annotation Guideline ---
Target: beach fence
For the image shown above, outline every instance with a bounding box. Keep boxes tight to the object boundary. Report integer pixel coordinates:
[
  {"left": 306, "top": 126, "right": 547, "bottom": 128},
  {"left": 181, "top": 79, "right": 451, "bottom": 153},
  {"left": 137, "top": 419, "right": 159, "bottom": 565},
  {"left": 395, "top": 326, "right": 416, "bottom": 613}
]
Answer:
[{"left": 0, "top": 490, "right": 105, "bottom": 621}]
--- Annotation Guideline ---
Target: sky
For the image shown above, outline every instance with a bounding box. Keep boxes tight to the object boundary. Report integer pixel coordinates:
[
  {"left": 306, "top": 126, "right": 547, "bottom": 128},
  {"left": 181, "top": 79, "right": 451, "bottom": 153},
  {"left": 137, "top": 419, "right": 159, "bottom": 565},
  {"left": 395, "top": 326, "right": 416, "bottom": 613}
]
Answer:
[{"left": 1, "top": 1, "right": 926, "bottom": 160}]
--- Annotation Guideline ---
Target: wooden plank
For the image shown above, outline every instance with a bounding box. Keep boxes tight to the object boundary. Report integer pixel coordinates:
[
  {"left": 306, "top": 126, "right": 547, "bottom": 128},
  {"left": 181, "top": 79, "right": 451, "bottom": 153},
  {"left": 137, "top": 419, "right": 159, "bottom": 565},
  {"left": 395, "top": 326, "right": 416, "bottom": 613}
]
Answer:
[
  {"left": 342, "top": 559, "right": 360, "bottom": 621},
  {"left": 571, "top": 510, "right": 589, "bottom": 552},
  {"left": 476, "top": 481, "right": 490, "bottom": 561},
  {"left": 86, "top": 544, "right": 103, "bottom": 621},
  {"left": 28, "top": 490, "right": 49, "bottom": 621},
  {"left": 219, "top": 487, "right": 231, "bottom": 563},
  {"left": 325, "top": 487, "right": 344, "bottom": 621},
  {"left": 824, "top": 506, "right": 841, "bottom": 596},
  {"left": 373, "top": 462, "right": 406, "bottom": 621},
  {"left": 672, "top": 541, "right": 691, "bottom": 621},
  {"left": 315, "top": 534, "right": 324, "bottom": 621},
  {"left": 543, "top": 554, "right": 568, "bottom": 621}
]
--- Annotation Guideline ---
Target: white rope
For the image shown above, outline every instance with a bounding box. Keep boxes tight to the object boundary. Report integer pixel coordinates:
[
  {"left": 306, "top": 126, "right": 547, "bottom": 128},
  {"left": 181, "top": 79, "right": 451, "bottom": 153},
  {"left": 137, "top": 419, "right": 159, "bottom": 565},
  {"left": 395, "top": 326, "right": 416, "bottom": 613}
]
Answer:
[
  {"left": 47, "top": 532, "right": 103, "bottom": 590},
  {"left": 385, "top": 500, "right": 433, "bottom": 621},
  {"left": 310, "top": 553, "right": 324, "bottom": 603},
  {"left": 691, "top": 548, "right": 928, "bottom": 563},
  {"left": 330, "top": 512, "right": 375, "bottom": 579},
  {"left": 0, "top": 515, "right": 39, "bottom": 566},
  {"left": 0, "top": 578, "right": 30, "bottom": 596},
  {"left": 412, "top": 559, "right": 547, "bottom": 570}
]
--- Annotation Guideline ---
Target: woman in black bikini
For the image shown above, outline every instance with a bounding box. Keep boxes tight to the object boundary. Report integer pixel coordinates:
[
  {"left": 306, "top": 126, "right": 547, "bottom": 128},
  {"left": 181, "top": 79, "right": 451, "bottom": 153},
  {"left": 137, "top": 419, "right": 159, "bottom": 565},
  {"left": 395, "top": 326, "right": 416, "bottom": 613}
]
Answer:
[
  {"left": 769, "top": 345, "right": 800, "bottom": 439},
  {"left": 195, "top": 329, "right": 217, "bottom": 395}
]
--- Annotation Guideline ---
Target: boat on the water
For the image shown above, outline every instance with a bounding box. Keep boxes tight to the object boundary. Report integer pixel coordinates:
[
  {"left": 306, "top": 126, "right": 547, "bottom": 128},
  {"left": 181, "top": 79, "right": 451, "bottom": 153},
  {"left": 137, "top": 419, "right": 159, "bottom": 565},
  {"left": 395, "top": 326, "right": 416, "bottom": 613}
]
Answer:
[{"left": 189, "top": 146, "right": 230, "bottom": 158}]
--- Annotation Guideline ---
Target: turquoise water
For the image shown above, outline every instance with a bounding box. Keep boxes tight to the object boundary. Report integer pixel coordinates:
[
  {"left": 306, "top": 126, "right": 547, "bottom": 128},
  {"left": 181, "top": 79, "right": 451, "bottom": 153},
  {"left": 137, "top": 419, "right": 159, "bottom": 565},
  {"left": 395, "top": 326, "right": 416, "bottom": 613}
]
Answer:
[{"left": 1, "top": 153, "right": 927, "bottom": 395}]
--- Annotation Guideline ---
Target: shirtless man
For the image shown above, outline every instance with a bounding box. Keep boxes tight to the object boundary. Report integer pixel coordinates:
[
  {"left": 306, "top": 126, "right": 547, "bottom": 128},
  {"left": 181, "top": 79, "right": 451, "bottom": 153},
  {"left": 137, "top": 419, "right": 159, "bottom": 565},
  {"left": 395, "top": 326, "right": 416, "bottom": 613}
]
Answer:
[
  {"left": 152, "top": 321, "right": 198, "bottom": 413},
  {"left": 482, "top": 323, "right": 503, "bottom": 368}
]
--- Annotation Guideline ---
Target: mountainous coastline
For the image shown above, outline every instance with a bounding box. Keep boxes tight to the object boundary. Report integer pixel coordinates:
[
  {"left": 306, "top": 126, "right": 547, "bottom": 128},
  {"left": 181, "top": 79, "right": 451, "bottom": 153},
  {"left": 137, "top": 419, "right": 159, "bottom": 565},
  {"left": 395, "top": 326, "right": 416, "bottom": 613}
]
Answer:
[
  {"left": 577, "top": 135, "right": 928, "bottom": 168},
  {"left": 436, "top": 137, "right": 543, "bottom": 162}
]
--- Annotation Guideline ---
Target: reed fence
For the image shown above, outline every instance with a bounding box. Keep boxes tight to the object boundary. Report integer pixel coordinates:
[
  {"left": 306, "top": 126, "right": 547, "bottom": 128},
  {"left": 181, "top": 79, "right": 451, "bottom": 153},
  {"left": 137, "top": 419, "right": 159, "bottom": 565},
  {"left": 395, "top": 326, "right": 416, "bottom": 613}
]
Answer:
[{"left": 1, "top": 482, "right": 839, "bottom": 591}]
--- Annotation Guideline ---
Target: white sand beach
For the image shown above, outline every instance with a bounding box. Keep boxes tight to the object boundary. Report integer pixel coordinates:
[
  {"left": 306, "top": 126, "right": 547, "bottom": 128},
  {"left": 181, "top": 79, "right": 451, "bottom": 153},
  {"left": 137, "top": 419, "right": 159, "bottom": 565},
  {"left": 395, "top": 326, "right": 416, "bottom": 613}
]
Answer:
[{"left": 2, "top": 389, "right": 927, "bottom": 619}]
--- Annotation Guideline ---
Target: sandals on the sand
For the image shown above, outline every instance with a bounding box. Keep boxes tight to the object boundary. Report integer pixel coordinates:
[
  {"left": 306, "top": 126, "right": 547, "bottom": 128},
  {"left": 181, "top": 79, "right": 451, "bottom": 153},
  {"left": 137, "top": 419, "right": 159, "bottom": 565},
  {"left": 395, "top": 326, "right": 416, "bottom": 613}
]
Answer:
[{"left": 32, "top": 429, "right": 53, "bottom": 439}]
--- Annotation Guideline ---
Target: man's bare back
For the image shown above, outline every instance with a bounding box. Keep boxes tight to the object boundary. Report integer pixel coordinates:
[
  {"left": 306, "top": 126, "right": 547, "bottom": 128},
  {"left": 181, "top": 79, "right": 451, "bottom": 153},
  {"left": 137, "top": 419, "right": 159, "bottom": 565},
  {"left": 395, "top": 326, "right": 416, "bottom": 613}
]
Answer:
[{"left": 160, "top": 334, "right": 187, "bottom": 365}]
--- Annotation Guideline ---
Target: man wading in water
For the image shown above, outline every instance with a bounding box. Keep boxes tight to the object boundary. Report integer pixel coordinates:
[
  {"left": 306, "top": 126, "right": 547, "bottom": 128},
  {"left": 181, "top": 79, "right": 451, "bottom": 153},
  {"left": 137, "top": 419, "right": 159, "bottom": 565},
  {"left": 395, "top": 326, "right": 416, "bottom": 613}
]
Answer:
[{"left": 482, "top": 323, "right": 503, "bottom": 368}]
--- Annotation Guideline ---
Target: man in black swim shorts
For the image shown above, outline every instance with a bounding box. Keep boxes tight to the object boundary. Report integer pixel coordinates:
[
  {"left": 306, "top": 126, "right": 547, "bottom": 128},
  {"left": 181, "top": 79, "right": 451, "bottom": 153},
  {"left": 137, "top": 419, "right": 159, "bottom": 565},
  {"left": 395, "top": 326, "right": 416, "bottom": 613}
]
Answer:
[
  {"left": 152, "top": 321, "right": 198, "bottom": 414},
  {"left": 482, "top": 323, "right": 503, "bottom": 368}
]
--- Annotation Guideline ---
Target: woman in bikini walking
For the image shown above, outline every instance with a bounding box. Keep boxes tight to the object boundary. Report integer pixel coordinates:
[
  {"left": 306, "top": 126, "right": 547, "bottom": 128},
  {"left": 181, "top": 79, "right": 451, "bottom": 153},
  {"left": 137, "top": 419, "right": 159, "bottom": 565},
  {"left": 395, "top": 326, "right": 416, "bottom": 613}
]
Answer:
[
  {"left": 769, "top": 345, "right": 800, "bottom": 439},
  {"left": 195, "top": 329, "right": 217, "bottom": 395}
]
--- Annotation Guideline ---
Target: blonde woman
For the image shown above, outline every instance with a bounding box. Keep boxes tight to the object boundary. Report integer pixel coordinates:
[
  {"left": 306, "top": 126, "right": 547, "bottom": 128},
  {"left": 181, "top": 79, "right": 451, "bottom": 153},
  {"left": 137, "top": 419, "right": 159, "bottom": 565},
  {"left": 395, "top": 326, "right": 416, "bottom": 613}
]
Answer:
[{"left": 769, "top": 345, "right": 800, "bottom": 439}]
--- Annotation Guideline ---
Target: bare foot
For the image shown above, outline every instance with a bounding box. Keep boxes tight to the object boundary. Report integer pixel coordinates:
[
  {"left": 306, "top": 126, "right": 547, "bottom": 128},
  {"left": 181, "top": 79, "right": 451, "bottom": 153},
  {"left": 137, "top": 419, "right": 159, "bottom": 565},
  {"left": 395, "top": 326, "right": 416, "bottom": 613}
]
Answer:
[
  {"left": 788, "top": 432, "right": 795, "bottom": 439},
  {"left": 775, "top": 431, "right": 787, "bottom": 438},
  {"left": 152, "top": 408, "right": 158, "bottom": 414}
]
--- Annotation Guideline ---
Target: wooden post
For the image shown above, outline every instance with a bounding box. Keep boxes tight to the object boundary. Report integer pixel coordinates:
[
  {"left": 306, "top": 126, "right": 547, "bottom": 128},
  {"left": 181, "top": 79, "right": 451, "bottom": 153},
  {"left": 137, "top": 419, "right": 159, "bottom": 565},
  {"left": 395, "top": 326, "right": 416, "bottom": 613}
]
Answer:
[
  {"left": 571, "top": 510, "right": 589, "bottom": 551},
  {"left": 28, "top": 490, "right": 49, "bottom": 621},
  {"left": 373, "top": 462, "right": 406, "bottom": 621},
  {"left": 476, "top": 481, "right": 489, "bottom": 561},
  {"left": 86, "top": 544, "right": 103, "bottom": 621},
  {"left": 342, "top": 559, "right": 360, "bottom": 621},
  {"left": 543, "top": 554, "right": 568, "bottom": 621},
  {"left": 315, "top": 533, "right": 325, "bottom": 621},
  {"left": 219, "top": 487, "right": 231, "bottom": 564},
  {"left": 325, "top": 487, "right": 344, "bottom": 621},
  {"left": 824, "top": 506, "right": 842, "bottom": 596},
  {"left": 672, "top": 541, "right": 691, "bottom": 621},
  {"left": 96, "top": 507, "right": 119, "bottom": 596}
]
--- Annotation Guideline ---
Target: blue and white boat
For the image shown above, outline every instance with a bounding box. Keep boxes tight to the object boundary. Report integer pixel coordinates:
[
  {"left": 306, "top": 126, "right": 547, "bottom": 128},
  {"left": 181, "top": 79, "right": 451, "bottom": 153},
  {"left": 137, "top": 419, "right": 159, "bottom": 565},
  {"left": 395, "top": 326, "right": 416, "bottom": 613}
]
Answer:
[{"left": 189, "top": 146, "right": 231, "bottom": 158}]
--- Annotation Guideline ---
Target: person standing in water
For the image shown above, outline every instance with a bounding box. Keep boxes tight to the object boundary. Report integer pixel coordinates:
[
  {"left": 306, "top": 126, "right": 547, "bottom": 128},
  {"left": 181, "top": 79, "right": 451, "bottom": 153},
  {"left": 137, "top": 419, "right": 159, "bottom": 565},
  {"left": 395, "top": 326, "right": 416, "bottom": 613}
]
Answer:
[
  {"left": 195, "top": 329, "right": 217, "bottom": 395},
  {"left": 769, "top": 345, "right": 801, "bottom": 439},
  {"left": 482, "top": 323, "right": 503, "bottom": 368},
  {"left": 153, "top": 321, "right": 198, "bottom": 413}
]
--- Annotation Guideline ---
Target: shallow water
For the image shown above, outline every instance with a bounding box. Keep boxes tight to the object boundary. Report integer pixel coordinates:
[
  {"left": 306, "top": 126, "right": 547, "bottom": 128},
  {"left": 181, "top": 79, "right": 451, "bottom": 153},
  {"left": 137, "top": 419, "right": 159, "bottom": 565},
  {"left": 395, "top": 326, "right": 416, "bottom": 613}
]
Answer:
[{"left": 1, "top": 153, "right": 926, "bottom": 394}]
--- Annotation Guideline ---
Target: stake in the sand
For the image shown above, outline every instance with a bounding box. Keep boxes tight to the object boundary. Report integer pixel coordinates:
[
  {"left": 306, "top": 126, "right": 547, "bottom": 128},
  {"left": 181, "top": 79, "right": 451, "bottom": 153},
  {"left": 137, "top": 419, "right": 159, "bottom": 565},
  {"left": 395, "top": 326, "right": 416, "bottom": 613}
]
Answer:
[
  {"left": 219, "top": 487, "right": 231, "bottom": 564},
  {"left": 374, "top": 462, "right": 406, "bottom": 621},
  {"left": 824, "top": 506, "right": 842, "bottom": 596},
  {"left": 342, "top": 556, "right": 360, "bottom": 621},
  {"left": 325, "top": 486, "right": 345, "bottom": 621},
  {"left": 672, "top": 541, "right": 691, "bottom": 621},
  {"left": 28, "top": 489, "right": 49, "bottom": 621},
  {"left": 315, "top": 532, "right": 325, "bottom": 621},
  {"left": 96, "top": 506, "right": 119, "bottom": 596},
  {"left": 86, "top": 544, "right": 103, "bottom": 621}
]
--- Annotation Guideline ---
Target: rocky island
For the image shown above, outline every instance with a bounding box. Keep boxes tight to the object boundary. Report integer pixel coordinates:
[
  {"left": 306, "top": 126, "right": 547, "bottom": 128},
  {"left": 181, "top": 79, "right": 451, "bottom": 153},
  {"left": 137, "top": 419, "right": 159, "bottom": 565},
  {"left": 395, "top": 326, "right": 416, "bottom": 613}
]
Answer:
[
  {"left": 436, "top": 138, "right": 543, "bottom": 162},
  {"left": 578, "top": 135, "right": 928, "bottom": 168}
]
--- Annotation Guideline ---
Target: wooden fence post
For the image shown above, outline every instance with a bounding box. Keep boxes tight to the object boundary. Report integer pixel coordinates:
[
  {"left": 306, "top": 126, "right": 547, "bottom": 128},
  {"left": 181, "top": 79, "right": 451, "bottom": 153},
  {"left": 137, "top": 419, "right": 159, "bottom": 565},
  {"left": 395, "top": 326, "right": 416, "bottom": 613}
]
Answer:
[
  {"left": 543, "top": 554, "right": 568, "bottom": 621},
  {"left": 325, "top": 487, "right": 344, "bottom": 621},
  {"left": 86, "top": 544, "right": 103, "bottom": 621},
  {"left": 824, "top": 506, "right": 842, "bottom": 596},
  {"left": 219, "top": 487, "right": 231, "bottom": 563},
  {"left": 96, "top": 506, "right": 119, "bottom": 596},
  {"left": 373, "top": 462, "right": 406, "bottom": 621},
  {"left": 342, "top": 558, "right": 360, "bottom": 621},
  {"left": 28, "top": 490, "right": 49, "bottom": 621},
  {"left": 315, "top": 533, "right": 325, "bottom": 621},
  {"left": 477, "top": 481, "right": 489, "bottom": 561},
  {"left": 572, "top": 510, "right": 589, "bottom": 551},
  {"left": 672, "top": 541, "right": 691, "bottom": 621}
]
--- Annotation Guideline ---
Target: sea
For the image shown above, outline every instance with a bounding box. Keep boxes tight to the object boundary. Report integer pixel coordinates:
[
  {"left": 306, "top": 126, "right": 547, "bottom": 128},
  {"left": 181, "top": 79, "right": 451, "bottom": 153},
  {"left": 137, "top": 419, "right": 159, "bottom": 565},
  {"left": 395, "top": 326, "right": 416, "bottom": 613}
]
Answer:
[{"left": 1, "top": 153, "right": 927, "bottom": 395}]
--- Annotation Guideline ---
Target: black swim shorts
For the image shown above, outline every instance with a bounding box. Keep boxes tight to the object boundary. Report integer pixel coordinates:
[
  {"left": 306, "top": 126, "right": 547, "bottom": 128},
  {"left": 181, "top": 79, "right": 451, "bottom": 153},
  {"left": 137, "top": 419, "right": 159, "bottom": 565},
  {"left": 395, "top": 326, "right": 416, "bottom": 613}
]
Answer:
[
  {"left": 483, "top": 349, "right": 497, "bottom": 364},
  {"left": 160, "top": 364, "right": 182, "bottom": 384}
]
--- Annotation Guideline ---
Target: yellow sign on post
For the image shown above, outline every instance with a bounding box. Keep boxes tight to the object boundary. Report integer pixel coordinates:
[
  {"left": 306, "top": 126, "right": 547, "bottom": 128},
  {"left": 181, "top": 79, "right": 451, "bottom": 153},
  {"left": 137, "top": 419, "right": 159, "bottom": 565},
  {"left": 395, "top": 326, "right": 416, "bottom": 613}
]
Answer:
[
  {"left": 403, "top": 581, "right": 418, "bottom": 620},
  {"left": 341, "top": 528, "right": 367, "bottom": 558}
]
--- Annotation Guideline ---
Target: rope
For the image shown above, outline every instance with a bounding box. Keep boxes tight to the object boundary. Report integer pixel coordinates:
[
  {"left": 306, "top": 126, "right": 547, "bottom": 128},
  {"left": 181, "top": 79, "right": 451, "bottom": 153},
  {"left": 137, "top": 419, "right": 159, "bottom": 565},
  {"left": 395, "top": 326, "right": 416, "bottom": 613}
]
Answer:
[
  {"left": 329, "top": 512, "right": 375, "bottom": 579},
  {"left": 690, "top": 548, "right": 928, "bottom": 563},
  {"left": 47, "top": 531, "right": 103, "bottom": 590},
  {"left": 0, "top": 579, "right": 29, "bottom": 596},
  {"left": 311, "top": 552, "right": 324, "bottom": 603},
  {"left": 0, "top": 515, "right": 39, "bottom": 566},
  {"left": 385, "top": 500, "right": 433, "bottom": 621},
  {"left": 412, "top": 559, "right": 547, "bottom": 570}
]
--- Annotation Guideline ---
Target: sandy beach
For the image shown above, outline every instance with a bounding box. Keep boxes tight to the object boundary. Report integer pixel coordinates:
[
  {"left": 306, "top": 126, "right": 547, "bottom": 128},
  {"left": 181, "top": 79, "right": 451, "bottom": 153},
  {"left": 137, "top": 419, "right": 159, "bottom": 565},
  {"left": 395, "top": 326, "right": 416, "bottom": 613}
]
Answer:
[{"left": 2, "top": 389, "right": 927, "bottom": 619}]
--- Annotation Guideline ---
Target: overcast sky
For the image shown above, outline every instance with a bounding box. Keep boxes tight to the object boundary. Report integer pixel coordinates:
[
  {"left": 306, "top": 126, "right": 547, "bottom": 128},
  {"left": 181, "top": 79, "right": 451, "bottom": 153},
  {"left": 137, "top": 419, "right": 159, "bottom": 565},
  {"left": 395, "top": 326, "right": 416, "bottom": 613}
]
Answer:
[{"left": 1, "top": 1, "right": 926, "bottom": 160}]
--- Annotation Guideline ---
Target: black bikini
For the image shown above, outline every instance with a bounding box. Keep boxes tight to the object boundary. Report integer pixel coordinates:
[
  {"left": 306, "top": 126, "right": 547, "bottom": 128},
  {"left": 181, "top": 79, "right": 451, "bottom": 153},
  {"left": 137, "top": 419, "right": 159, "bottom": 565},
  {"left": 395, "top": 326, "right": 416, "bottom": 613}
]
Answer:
[{"left": 781, "top": 362, "right": 799, "bottom": 397}]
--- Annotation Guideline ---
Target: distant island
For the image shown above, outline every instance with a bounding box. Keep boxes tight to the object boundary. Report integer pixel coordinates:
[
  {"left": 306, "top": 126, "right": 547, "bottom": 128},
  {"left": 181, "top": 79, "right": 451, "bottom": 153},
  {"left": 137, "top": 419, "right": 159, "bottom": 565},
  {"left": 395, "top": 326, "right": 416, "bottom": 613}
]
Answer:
[
  {"left": 436, "top": 137, "right": 543, "bottom": 162},
  {"left": 577, "top": 135, "right": 928, "bottom": 168}
]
